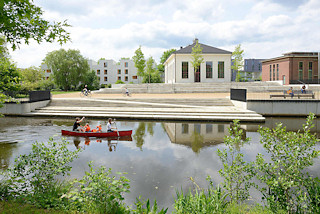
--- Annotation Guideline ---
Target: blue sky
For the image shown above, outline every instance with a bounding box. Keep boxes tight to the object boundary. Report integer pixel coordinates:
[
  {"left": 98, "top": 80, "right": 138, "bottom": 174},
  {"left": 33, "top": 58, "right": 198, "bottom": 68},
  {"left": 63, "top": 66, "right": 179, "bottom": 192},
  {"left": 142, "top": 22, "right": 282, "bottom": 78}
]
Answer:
[{"left": 9, "top": 0, "right": 320, "bottom": 68}]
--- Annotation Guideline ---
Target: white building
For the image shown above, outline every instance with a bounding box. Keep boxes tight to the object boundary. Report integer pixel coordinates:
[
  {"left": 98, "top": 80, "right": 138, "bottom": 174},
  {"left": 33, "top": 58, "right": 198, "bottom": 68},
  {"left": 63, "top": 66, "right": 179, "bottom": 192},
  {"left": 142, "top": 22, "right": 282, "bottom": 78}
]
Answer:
[
  {"left": 42, "top": 58, "right": 139, "bottom": 85},
  {"left": 89, "top": 58, "right": 139, "bottom": 85},
  {"left": 164, "top": 39, "right": 232, "bottom": 83}
]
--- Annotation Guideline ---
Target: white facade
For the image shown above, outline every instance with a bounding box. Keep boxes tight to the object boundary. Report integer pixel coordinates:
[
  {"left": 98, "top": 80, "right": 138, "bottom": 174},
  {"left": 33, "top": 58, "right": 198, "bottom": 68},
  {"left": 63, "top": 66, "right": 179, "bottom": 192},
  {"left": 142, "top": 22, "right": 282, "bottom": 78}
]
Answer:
[
  {"left": 42, "top": 58, "right": 139, "bottom": 85},
  {"left": 89, "top": 59, "right": 139, "bottom": 85},
  {"left": 164, "top": 40, "right": 232, "bottom": 84}
]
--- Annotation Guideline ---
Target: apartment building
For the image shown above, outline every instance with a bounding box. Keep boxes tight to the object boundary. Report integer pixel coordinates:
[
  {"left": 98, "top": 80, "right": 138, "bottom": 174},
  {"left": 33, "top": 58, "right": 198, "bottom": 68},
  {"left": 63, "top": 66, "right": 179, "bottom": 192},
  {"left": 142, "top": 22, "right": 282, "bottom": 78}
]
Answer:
[{"left": 42, "top": 58, "right": 139, "bottom": 85}]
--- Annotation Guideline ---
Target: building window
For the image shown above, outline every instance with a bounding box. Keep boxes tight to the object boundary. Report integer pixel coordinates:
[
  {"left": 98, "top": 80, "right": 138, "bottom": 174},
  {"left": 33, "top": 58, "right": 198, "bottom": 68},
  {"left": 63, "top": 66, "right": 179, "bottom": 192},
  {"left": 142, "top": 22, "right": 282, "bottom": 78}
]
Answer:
[
  {"left": 97, "top": 70, "right": 100, "bottom": 75},
  {"left": 218, "top": 124, "right": 224, "bottom": 133},
  {"left": 258, "top": 63, "right": 261, "bottom": 71},
  {"left": 273, "top": 64, "right": 275, "bottom": 81},
  {"left": 269, "top": 65, "right": 272, "bottom": 81},
  {"left": 276, "top": 64, "right": 279, "bottom": 80},
  {"left": 182, "top": 124, "right": 188, "bottom": 134},
  {"left": 182, "top": 62, "right": 188, "bottom": 78},
  {"left": 309, "top": 62, "right": 313, "bottom": 79},
  {"left": 125, "top": 76, "right": 128, "bottom": 81},
  {"left": 206, "top": 124, "right": 213, "bottom": 133},
  {"left": 46, "top": 77, "right": 49, "bottom": 80},
  {"left": 218, "top": 61, "right": 224, "bottom": 78},
  {"left": 206, "top": 61, "right": 213, "bottom": 78},
  {"left": 194, "top": 124, "right": 201, "bottom": 134},
  {"left": 117, "top": 76, "right": 121, "bottom": 81},
  {"left": 124, "top": 62, "right": 128, "bottom": 67},
  {"left": 104, "top": 70, "right": 107, "bottom": 74},
  {"left": 46, "top": 69, "right": 51, "bottom": 73},
  {"left": 132, "top": 76, "right": 137, "bottom": 79},
  {"left": 104, "top": 77, "right": 107, "bottom": 81},
  {"left": 299, "top": 62, "right": 303, "bottom": 80},
  {"left": 125, "top": 69, "right": 128, "bottom": 74},
  {"left": 118, "top": 69, "right": 121, "bottom": 74},
  {"left": 104, "top": 62, "right": 107, "bottom": 67}
]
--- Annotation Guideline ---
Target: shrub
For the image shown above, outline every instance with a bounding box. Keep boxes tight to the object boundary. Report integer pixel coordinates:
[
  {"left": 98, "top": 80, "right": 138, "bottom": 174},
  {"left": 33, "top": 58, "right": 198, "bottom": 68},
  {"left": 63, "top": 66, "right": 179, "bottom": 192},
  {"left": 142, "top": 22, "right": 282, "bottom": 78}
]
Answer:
[
  {"left": 115, "top": 80, "right": 125, "bottom": 84},
  {"left": 1, "top": 138, "right": 81, "bottom": 208},
  {"left": 63, "top": 162, "right": 130, "bottom": 213}
]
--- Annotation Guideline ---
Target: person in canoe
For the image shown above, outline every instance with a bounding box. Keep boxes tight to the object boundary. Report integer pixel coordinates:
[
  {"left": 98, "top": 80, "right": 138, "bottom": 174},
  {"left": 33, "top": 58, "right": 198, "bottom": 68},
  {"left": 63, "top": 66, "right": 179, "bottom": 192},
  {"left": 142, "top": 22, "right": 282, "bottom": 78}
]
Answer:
[
  {"left": 107, "top": 118, "right": 117, "bottom": 132},
  {"left": 83, "top": 123, "right": 91, "bottom": 132},
  {"left": 73, "top": 117, "right": 85, "bottom": 131},
  {"left": 92, "top": 124, "right": 102, "bottom": 133}
]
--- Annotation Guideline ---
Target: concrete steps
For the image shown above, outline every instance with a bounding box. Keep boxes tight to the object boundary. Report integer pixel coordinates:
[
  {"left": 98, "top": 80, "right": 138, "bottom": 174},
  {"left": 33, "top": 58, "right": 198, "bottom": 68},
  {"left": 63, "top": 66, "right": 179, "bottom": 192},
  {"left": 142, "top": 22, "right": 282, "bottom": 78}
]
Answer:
[{"left": 26, "top": 98, "right": 265, "bottom": 122}]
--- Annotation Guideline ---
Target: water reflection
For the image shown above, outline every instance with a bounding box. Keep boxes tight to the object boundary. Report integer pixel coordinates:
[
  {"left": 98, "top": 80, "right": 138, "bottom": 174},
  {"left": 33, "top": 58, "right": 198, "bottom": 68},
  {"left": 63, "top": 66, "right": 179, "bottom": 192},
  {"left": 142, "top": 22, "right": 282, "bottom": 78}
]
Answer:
[
  {"left": 71, "top": 136, "right": 133, "bottom": 152},
  {"left": 133, "top": 122, "right": 155, "bottom": 150},
  {"left": 163, "top": 123, "right": 229, "bottom": 153}
]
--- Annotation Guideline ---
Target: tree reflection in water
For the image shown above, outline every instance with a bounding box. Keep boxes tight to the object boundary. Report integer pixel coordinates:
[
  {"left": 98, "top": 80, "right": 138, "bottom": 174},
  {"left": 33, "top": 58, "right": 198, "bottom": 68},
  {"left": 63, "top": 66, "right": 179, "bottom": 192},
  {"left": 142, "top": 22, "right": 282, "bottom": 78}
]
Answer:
[
  {"left": 190, "top": 131, "right": 204, "bottom": 154},
  {"left": 0, "top": 143, "right": 18, "bottom": 170},
  {"left": 133, "top": 122, "right": 155, "bottom": 150}
]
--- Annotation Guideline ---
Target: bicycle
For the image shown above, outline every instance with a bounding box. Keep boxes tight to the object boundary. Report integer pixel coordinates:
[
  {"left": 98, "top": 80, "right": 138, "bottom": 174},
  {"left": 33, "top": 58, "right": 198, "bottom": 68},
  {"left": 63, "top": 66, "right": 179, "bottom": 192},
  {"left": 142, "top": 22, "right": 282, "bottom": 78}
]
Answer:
[{"left": 80, "top": 89, "right": 92, "bottom": 98}]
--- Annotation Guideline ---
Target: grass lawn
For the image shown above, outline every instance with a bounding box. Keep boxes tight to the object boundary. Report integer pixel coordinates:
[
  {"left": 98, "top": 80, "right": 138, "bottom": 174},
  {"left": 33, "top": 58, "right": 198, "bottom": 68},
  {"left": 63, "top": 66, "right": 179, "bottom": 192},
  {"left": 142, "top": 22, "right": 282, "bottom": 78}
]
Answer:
[
  {"left": 0, "top": 201, "right": 67, "bottom": 213},
  {"left": 50, "top": 91, "right": 79, "bottom": 95}
]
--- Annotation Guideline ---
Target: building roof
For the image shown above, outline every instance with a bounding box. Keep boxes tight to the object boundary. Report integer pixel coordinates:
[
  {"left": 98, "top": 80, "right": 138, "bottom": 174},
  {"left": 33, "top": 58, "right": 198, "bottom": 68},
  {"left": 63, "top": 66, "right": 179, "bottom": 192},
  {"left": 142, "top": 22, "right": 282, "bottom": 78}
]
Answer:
[
  {"left": 262, "top": 52, "right": 319, "bottom": 64},
  {"left": 174, "top": 39, "right": 232, "bottom": 55}
]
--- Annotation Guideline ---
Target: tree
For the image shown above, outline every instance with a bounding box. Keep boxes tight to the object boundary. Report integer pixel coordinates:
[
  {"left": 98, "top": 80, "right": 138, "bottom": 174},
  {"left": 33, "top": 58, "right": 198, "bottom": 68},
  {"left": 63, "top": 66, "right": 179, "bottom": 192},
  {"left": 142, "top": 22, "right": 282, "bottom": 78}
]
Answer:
[
  {"left": 0, "top": 57, "right": 20, "bottom": 93},
  {"left": 19, "top": 66, "right": 54, "bottom": 91},
  {"left": 84, "top": 70, "right": 100, "bottom": 90},
  {"left": 143, "top": 57, "right": 161, "bottom": 83},
  {"left": 44, "top": 49, "right": 90, "bottom": 90},
  {"left": 231, "top": 44, "right": 244, "bottom": 82},
  {"left": 132, "top": 46, "right": 146, "bottom": 80},
  {"left": 191, "top": 40, "right": 204, "bottom": 76},
  {"left": 157, "top": 48, "right": 176, "bottom": 73},
  {"left": 0, "top": 0, "right": 70, "bottom": 50}
]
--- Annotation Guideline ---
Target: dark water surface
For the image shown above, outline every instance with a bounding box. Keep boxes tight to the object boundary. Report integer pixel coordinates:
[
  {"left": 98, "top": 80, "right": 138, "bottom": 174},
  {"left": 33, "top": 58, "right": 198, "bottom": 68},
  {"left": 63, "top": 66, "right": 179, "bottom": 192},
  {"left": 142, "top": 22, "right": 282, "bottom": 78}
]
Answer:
[{"left": 1, "top": 117, "right": 320, "bottom": 210}]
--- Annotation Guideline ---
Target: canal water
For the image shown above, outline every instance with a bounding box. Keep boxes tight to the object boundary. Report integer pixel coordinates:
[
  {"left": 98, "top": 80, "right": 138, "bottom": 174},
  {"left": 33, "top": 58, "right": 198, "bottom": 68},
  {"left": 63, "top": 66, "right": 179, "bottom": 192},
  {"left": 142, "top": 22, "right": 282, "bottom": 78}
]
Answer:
[{"left": 1, "top": 116, "right": 320, "bottom": 210}]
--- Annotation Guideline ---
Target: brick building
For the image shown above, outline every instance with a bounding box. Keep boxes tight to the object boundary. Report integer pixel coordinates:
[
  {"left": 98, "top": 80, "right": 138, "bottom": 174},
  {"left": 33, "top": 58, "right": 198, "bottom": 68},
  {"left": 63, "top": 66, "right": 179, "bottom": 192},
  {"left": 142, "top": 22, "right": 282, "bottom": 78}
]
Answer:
[{"left": 262, "top": 52, "right": 319, "bottom": 85}]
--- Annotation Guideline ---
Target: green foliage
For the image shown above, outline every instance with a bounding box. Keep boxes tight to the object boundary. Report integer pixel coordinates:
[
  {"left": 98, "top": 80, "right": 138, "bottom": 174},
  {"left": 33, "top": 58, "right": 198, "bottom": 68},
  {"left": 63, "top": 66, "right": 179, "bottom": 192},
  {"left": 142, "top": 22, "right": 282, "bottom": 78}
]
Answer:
[
  {"left": 224, "top": 202, "right": 280, "bottom": 214},
  {"left": 143, "top": 56, "right": 161, "bottom": 83},
  {"left": 132, "top": 196, "right": 168, "bottom": 214},
  {"left": 255, "top": 113, "right": 320, "bottom": 213},
  {"left": 116, "top": 80, "right": 125, "bottom": 84},
  {"left": 231, "top": 44, "right": 244, "bottom": 82},
  {"left": 132, "top": 46, "right": 146, "bottom": 79},
  {"left": 0, "top": 36, "right": 9, "bottom": 58},
  {"left": 44, "top": 49, "right": 90, "bottom": 90},
  {"left": 84, "top": 70, "right": 100, "bottom": 90},
  {"left": 19, "top": 66, "right": 54, "bottom": 91},
  {"left": 0, "top": 0, "right": 70, "bottom": 50},
  {"left": 2, "top": 138, "right": 80, "bottom": 208},
  {"left": 217, "top": 120, "right": 254, "bottom": 203},
  {"left": 191, "top": 40, "right": 204, "bottom": 73},
  {"left": 63, "top": 162, "right": 130, "bottom": 213},
  {"left": 0, "top": 57, "right": 20, "bottom": 92},
  {"left": 306, "top": 177, "right": 320, "bottom": 213},
  {"left": 157, "top": 48, "right": 176, "bottom": 73},
  {"left": 173, "top": 179, "right": 228, "bottom": 214}
]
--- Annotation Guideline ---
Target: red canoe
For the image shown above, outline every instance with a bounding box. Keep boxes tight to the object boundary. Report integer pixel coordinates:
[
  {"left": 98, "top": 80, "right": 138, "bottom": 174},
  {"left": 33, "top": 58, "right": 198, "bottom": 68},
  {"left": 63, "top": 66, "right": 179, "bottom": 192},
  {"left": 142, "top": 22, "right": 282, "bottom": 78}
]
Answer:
[{"left": 61, "top": 130, "right": 132, "bottom": 137}]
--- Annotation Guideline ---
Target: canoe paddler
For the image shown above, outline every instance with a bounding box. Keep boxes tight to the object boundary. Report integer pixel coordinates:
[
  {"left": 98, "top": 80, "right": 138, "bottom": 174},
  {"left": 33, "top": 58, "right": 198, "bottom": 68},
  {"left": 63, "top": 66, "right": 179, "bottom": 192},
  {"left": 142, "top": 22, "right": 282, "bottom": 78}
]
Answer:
[
  {"left": 107, "top": 118, "right": 117, "bottom": 132},
  {"left": 73, "top": 116, "right": 85, "bottom": 131}
]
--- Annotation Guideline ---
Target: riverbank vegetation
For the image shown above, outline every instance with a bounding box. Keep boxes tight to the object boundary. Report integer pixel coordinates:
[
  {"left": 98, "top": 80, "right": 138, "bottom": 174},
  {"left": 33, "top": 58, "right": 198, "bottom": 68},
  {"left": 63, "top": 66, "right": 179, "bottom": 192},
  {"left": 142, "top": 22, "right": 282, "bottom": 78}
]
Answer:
[{"left": 0, "top": 114, "right": 319, "bottom": 213}]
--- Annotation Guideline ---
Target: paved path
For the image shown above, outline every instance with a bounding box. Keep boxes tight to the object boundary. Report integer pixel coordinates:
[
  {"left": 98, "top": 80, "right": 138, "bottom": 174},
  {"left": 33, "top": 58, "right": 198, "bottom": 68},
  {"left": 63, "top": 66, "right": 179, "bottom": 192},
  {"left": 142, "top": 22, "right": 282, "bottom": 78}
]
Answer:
[{"left": 26, "top": 92, "right": 265, "bottom": 122}]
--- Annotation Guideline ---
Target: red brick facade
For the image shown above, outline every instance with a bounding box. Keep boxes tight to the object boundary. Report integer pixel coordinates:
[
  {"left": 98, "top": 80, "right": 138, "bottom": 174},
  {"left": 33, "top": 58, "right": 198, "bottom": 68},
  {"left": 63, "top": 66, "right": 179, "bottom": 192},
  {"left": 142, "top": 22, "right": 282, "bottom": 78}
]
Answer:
[{"left": 262, "top": 52, "right": 318, "bottom": 85}]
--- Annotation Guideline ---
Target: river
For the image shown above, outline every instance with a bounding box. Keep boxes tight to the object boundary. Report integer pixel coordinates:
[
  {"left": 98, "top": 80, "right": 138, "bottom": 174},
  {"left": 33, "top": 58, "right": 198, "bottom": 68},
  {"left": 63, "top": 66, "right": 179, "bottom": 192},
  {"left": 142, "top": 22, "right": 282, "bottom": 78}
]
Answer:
[{"left": 1, "top": 116, "right": 320, "bottom": 210}]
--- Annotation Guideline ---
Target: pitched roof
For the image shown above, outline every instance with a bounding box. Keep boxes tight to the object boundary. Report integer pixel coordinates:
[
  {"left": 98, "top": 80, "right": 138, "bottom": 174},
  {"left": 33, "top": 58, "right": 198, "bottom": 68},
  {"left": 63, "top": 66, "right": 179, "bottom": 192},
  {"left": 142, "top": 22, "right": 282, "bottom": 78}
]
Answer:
[{"left": 174, "top": 41, "right": 232, "bottom": 55}]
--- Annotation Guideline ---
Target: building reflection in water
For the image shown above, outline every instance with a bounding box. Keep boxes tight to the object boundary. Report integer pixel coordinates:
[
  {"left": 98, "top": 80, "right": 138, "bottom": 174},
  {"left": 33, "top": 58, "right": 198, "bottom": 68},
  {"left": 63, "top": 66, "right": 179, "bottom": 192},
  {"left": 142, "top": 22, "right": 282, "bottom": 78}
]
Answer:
[{"left": 163, "top": 123, "right": 232, "bottom": 153}]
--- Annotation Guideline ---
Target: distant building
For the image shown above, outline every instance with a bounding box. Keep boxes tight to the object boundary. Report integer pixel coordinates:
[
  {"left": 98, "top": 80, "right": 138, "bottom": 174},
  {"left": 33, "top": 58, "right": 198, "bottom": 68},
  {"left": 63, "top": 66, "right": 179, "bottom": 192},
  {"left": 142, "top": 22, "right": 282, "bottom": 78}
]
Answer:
[
  {"left": 42, "top": 58, "right": 140, "bottom": 85},
  {"left": 164, "top": 39, "right": 232, "bottom": 83},
  {"left": 89, "top": 59, "right": 139, "bottom": 85},
  {"left": 231, "top": 59, "right": 264, "bottom": 81},
  {"left": 262, "top": 52, "right": 319, "bottom": 85}
]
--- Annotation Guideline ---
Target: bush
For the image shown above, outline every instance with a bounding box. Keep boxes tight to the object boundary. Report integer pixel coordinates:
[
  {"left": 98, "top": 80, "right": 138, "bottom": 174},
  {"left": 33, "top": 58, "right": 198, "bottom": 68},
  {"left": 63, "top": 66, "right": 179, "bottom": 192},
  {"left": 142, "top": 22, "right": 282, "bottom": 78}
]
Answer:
[
  {"left": 1, "top": 138, "right": 81, "bottom": 208},
  {"left": 100, "top": 84, "right": 105, "bottom": 88},
  {"left": 115, "top": 80, "right": 125, "bottom": 84}
]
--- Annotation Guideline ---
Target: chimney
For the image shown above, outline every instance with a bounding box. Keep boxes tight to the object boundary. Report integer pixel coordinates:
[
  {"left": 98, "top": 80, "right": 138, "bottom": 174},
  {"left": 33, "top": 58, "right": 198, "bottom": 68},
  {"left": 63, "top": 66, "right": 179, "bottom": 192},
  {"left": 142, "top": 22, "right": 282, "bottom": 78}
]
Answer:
[{"left": 193, "top": 38, "right": 198, "bottom": 44}]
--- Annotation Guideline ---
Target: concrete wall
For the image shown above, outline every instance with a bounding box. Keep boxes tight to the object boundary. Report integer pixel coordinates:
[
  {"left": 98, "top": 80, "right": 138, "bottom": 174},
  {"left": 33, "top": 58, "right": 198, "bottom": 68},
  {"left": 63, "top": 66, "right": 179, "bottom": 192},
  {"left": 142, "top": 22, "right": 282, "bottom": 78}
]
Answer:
[
  {"left": 0, "top": 100, "right": 50, "bottom": 115},
  {"left": 246, "top": 100, "right": 320, "bottom": 116}
]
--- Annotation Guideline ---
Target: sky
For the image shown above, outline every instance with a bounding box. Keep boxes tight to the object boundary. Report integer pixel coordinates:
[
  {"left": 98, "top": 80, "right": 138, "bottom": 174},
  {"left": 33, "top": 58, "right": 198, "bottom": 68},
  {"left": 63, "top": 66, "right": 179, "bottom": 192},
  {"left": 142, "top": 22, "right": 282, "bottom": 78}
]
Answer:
[{"left": 8, "top": 0, "right": 320, "bottom": 68}]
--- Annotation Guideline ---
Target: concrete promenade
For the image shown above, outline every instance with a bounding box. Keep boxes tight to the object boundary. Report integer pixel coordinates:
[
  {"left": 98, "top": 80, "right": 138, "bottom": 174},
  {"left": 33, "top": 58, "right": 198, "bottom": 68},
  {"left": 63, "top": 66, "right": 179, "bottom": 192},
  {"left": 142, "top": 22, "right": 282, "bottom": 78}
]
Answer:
[{"left": 25, "top": 92, "right": 265, "bottom": 123}]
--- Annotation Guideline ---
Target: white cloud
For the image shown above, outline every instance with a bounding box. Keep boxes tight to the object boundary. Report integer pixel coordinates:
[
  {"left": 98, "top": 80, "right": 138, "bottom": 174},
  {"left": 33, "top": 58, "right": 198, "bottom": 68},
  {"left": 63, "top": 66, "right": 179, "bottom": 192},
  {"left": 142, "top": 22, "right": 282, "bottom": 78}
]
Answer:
[{"left": 7, "top": 0, "right": 320, "bottom": 68}]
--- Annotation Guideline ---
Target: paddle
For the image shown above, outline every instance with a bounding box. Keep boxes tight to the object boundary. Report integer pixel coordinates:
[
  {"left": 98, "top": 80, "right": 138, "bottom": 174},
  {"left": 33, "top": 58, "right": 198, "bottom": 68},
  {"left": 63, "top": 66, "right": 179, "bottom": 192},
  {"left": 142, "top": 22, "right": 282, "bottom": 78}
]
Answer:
[{"left": 114, "top": 118, "right": 119, "bottom": 137}]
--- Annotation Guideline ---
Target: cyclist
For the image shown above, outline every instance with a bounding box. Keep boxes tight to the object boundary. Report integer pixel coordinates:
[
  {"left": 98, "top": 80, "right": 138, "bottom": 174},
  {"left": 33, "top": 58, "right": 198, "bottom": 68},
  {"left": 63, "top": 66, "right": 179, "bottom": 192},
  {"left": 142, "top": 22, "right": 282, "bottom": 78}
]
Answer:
[{"left": 83, "top": 85, "right": 88, "bottom": 95}]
